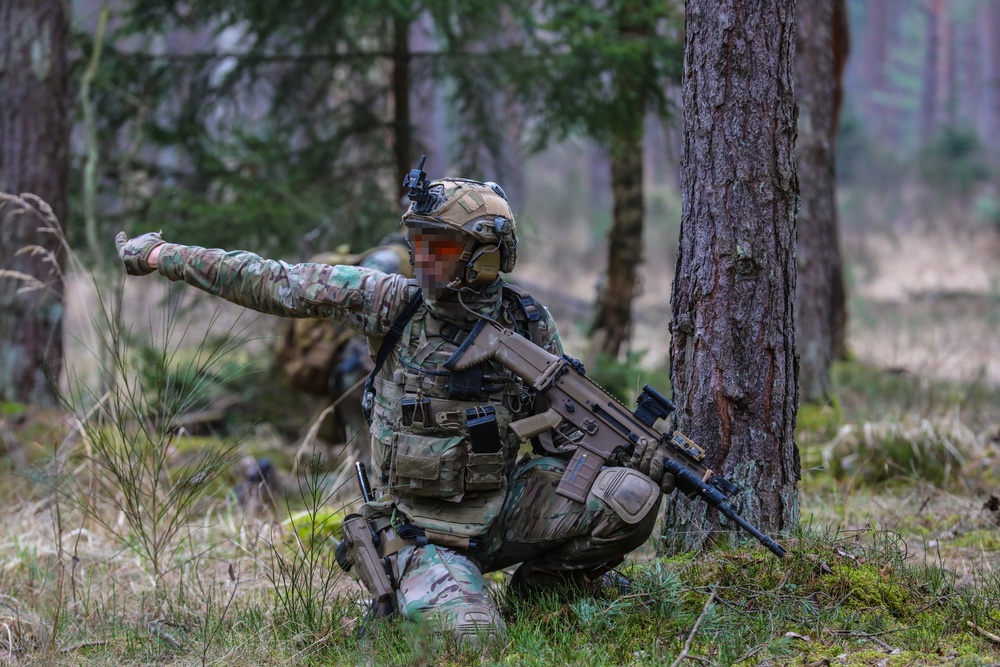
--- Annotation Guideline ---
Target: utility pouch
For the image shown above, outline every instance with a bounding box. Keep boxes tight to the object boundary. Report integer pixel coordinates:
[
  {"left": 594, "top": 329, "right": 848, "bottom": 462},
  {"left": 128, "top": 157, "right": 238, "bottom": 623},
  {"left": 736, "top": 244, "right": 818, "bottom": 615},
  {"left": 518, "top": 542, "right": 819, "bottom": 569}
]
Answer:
[
  {"left": 466, "top": 406, "right": 502, "bottom": 454},
  {"left": 400, "top": 397, "right": 432, "bottom": 427},
  {"left": 335, "top": 514, "right": 396, "bottom": 618},
  {"left": 465, "top": 406, "right": 506, "bottom": 492},
  {"left": 393, "top": 432, "right": 466, "bottom": 498}
]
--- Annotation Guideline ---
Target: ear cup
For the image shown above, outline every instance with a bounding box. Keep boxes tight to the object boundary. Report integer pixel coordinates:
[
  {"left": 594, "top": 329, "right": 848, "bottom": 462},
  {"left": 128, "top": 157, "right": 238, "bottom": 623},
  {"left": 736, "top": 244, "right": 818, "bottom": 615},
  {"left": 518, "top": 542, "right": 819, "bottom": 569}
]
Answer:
[{"left": 465, "top": 245, "right": 501, "bottom": 288}]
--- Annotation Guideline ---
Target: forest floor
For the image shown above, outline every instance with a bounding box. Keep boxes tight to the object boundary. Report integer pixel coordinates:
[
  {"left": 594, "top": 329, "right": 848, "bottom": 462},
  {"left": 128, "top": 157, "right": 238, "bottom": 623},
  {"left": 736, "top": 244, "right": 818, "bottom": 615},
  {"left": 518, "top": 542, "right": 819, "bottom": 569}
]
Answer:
[{"left": 2, "top": 186, "right": 1000, "bottom": 665}]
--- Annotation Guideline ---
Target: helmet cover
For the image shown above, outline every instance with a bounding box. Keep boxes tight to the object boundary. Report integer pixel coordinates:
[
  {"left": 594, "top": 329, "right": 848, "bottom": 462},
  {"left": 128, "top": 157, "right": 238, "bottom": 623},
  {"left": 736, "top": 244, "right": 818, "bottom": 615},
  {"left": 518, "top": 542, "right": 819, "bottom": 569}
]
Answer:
[{"left": 402, "top": 178, "right": 518, "bottom": 297}]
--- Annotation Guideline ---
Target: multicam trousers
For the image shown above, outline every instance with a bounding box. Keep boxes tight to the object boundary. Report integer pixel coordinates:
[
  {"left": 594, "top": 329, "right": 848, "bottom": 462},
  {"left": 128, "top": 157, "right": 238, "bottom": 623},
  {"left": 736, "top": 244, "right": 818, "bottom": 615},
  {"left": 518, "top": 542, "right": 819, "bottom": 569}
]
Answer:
[{"left": 392, "top": 456, "right": 662, "bottom": 644}]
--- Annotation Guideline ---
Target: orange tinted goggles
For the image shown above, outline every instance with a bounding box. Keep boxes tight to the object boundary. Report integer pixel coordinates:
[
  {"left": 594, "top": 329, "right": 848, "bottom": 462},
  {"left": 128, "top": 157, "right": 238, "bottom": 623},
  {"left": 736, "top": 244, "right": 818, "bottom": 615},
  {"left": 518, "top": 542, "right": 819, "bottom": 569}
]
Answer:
[{"left": 408, "top": 226, "right": 466, "bottom": 260}]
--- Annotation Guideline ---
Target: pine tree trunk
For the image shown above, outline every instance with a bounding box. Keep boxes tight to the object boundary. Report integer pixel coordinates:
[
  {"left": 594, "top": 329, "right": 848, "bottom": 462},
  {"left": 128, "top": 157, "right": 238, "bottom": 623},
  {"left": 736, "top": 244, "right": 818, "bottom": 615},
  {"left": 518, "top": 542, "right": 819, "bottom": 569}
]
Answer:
[
  {"left": 661, "top": 0, "right": 800, "bottom": 553},
  {"left": 921, "top": 0, "right": 944, "bottom": 140},
  {"left": 0, "top": 0, "right": 70, "bottom": 406},
  {"left": 590, "top": 132, "right": 644, "bottom": 360},
  {"left": 989, "top": 3, "right": 1000, "bottom": 141},
  {"left": 795, "top": 0, "right": 845, "bottom": 405},
  {"left": 831, "top": 0, "right": 850, "bottom": 362},
  {"left": 862, "top": 0, "right": 890, "bottom": 143},
  {"left": 588, "top": 0, "right": 650, "bottom": 361}
]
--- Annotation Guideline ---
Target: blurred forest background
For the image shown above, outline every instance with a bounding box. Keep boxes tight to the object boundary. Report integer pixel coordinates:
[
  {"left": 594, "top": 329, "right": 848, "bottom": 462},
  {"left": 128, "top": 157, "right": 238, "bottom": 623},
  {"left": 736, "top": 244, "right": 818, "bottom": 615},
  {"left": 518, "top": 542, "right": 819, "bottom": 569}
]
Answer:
[
  {"left": 3, "top": 0, "right": 1000, "bottom": 664},
  {"left": 4, "top": 0, "right": 1000, "bottom": 406}
]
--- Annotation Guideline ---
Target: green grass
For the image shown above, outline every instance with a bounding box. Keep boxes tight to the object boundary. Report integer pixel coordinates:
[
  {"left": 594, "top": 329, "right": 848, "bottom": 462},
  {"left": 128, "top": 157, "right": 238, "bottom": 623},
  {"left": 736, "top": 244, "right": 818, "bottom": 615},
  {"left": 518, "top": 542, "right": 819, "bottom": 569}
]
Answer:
[
  {"left": 5, "top": 525, "right": 999, "bottom": 666},
  {"left": 5, "top": 344, "right": 1000, "bottom": 667}
]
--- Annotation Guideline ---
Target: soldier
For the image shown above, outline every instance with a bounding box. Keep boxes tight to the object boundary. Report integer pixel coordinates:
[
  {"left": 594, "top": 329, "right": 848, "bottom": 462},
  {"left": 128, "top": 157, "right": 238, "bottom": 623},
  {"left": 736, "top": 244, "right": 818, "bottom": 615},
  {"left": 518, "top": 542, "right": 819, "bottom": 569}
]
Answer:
[{"left": 114, "top": 166, "right": 676, "bottom": 648}]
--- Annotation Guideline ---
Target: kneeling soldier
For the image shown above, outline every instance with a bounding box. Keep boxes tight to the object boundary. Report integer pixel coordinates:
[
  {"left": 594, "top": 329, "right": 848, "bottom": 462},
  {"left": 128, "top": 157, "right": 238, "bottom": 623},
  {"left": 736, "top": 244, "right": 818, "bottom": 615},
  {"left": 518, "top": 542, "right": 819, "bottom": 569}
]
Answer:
[{"left": 115, "top": 161, "right": 675, "bottom": 648}]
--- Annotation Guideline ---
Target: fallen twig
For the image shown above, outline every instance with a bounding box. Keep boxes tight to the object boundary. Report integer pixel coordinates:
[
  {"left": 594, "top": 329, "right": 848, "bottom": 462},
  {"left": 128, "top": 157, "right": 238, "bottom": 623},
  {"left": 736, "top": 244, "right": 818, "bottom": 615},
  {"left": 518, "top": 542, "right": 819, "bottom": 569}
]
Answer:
[
  {"left": 670, "top": 585, "right": 717, "bottom": 667},
  {"left": 148, "top": 619, "right": 182, "bottom": 649},
  {"left": 733, "top": 640, "right": 768, "bottom": 664},
  {"left": 59, "top": 639, "right": 109, "bottom": 653},
  {"left": 830, "top": 629, "right": 894, "bottom": 651},
  {"left": 966, "top": 621, "right": 1000, "bottom": 645}
]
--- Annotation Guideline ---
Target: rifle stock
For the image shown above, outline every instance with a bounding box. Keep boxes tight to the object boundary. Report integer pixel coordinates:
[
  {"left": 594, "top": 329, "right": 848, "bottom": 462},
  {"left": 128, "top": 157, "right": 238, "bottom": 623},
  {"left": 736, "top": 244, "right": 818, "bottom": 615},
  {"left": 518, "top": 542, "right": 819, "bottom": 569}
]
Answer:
[{"left": 445, "top": 320, "right": 787, "bottom": 559}]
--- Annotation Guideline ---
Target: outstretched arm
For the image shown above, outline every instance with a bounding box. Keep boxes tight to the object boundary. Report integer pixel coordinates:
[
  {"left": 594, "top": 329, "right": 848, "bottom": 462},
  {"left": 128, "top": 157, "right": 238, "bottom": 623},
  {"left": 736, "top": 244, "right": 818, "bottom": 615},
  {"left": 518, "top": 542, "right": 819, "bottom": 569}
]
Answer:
[{"left": 115, "top": 231, "right": 417, "bottom": 337}]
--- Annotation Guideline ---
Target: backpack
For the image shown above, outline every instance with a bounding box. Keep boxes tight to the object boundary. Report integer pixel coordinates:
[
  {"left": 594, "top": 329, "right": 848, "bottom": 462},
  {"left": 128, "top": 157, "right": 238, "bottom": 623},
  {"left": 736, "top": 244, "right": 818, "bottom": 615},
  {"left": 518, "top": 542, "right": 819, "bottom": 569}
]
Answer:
[{"left": 274, "top": 241, "right": 412, "bottom": 395}]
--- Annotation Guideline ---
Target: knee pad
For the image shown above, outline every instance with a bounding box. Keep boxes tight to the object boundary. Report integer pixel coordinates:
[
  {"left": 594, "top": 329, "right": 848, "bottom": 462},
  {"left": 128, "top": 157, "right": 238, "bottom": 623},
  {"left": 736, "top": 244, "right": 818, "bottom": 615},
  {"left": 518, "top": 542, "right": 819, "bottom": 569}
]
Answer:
[
  {"left": 591, "top": 467, "right": 660, "bottom": 524},
  {"left": 454, "top": 603, "right": 505, "bottom": 647}
]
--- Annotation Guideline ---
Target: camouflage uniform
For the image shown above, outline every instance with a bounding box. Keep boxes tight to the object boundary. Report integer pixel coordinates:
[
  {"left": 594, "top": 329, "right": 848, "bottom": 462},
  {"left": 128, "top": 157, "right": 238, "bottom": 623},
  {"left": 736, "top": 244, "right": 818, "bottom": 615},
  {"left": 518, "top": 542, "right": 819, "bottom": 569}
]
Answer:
[
  {"left": 274, "top": 239, "right": 412, "bottom": 452},
  {"left": 125, "top": 179, "right": 664, "bottom": 645},
  {"left": 152, "top": 242, "right": 661, "bottom": 642}
]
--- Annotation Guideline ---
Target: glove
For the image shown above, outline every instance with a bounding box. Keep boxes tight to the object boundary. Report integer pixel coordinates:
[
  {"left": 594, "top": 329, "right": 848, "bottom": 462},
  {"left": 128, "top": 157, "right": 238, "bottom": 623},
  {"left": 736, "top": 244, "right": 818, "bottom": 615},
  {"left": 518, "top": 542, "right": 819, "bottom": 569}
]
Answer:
[
  {"left": 629, "top": 436, "right": 676, "bottom": 495},
  {"left": 115, "top": 230, "right": 165, "bottom": 276},
  {"left": 628, "top": 435, "right": 657, "bottom": 475},
  {"left": 648, "top": 458, "right": 676, "bottom": 496}
]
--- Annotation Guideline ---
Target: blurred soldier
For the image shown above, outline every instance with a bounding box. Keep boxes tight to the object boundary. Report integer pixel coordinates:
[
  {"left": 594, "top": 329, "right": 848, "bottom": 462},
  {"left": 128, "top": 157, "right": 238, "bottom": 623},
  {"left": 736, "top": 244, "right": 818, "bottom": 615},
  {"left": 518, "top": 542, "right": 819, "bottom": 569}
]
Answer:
[
  {"left": 115, "top": 163, "right": 675, "bottom": 649},
  {"left": 273, "top": 236, "right": 412, "bottom": 458}
]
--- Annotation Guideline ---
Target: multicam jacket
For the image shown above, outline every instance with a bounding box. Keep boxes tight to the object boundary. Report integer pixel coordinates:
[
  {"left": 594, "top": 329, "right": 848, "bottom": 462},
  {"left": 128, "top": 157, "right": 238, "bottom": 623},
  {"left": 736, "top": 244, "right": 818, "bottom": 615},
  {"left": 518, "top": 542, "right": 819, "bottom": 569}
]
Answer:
[{"left": 157, "top": 245, "right": 564, "bottom": 538}]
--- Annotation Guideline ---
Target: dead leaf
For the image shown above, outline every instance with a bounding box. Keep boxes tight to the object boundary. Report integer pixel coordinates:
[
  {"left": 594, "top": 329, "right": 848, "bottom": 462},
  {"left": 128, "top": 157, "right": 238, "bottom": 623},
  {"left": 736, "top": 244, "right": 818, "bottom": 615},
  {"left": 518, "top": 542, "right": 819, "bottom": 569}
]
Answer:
[{"left": 784, "top": 631, "right": 812, "bottom": 643}]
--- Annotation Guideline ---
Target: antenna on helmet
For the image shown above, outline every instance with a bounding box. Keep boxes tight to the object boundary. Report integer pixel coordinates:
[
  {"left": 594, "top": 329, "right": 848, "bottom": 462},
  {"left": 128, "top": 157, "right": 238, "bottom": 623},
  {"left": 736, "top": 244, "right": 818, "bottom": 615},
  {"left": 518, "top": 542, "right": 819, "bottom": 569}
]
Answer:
[{"left": 403, "top": 155, "right": 433, "bottom": 211}]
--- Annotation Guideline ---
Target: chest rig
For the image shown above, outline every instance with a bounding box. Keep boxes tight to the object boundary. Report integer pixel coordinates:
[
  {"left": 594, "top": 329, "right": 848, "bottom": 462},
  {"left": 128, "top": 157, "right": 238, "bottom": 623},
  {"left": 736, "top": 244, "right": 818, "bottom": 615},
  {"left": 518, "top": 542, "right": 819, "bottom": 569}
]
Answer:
[{"left": 366, "top": 283, "right": 545, "bottom": 538}]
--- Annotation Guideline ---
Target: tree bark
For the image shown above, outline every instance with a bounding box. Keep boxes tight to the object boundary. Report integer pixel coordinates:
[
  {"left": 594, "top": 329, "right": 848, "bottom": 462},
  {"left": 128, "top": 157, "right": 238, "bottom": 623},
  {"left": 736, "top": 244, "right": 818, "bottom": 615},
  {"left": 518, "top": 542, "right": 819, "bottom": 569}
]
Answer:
[
  {"left": 795, "top": 0, "right": 846, "bottom": 404},
  {"left": 662, "top": 0, "right": 800, "bottom": 553},
  {"left": 0, "top": 0, "right": 70, "bottom": 406},
  {"left": 862, "top": 0, "right": 891, "bottom": 143},
  {"left": 921, "top": 0, "right": 944, "bottom": 140},
  {"left": 989, "top": 3, "right": 1000, "bottom": 142},
  {"left": 588, "top": 0, "right": 650, "bottom": 361}
]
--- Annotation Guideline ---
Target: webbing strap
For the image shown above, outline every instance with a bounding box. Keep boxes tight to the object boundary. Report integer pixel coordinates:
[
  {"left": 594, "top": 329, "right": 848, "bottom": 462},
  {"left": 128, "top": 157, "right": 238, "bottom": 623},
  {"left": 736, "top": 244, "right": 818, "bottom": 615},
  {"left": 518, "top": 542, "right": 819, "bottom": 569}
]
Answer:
[
  {"left": 377, "top": 535, "right": 415, "bottom": 559},
  {"left": 501, "top": 282, "right": 542, "bottom": 342},
  {"left": 363, "top": 289, "right": 424, "bottom": 423}
]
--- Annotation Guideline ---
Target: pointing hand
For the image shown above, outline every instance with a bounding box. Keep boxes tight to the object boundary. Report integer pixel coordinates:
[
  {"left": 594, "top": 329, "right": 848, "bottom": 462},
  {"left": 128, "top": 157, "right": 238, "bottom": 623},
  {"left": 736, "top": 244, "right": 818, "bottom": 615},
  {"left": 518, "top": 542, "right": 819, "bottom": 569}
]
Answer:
[{"left": 115, "top": 231, "right": 165, "bottom": 276}]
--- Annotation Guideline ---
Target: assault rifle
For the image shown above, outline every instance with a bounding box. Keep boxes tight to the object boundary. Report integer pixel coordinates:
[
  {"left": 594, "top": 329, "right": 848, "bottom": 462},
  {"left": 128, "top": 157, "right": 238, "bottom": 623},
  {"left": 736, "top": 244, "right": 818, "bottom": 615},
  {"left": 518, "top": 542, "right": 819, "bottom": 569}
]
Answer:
[{"left": 445, "top": 320, "right": 787, "bottom": 559}]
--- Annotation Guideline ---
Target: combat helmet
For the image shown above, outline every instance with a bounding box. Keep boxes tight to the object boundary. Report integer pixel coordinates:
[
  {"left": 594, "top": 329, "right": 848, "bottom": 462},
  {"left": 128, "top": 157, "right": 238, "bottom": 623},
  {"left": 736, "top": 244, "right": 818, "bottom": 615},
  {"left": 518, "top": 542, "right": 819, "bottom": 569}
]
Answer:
[{"left": 401, "top": 158, "right": 517, "bottom": 296}]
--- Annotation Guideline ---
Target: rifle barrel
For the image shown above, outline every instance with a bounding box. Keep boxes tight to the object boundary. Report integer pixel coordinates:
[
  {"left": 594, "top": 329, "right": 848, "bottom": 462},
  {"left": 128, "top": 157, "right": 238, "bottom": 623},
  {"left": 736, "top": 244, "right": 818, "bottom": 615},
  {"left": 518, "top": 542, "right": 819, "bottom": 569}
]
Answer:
[
  {"left": 662, "top": 458, "right": 787, "bottom": 559},
  {"left": 716, "top": 502, "right": 787, "bottom": 558}
]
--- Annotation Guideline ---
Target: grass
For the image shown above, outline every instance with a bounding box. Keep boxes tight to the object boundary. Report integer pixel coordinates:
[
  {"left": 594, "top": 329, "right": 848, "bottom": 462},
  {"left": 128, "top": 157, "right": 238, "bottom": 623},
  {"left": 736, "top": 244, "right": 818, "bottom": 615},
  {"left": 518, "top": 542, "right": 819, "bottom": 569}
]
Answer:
[
  {"left": 8, "top": 521, "right": 999, "bottom": 666},
  {"left": 3, "top": 192, "right": 1000, "bottom": 665},
  {"left": 4, "top": 350, "right": 1000, "bottom": 666}
]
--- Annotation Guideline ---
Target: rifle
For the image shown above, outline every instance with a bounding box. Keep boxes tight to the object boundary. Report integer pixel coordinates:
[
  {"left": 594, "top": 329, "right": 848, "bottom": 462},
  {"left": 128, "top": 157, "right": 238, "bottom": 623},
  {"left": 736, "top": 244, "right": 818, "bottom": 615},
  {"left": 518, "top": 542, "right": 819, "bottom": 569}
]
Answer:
[{"left": 445, "top": 320, "right": 787, "bottom": 559}]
